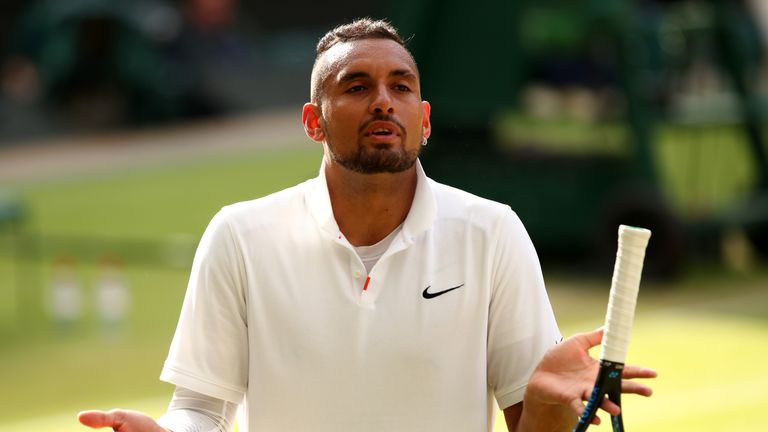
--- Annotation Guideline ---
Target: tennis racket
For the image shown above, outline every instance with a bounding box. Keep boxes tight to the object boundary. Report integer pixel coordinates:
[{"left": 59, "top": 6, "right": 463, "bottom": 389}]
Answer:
[{"left": 573, "top": 225, "right": 651, "bottom": 432}]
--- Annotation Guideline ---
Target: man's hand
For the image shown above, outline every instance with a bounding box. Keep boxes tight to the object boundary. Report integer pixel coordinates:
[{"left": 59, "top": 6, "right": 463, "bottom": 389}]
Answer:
[
  {"left": 525, "top": 328, "right": 657, "bottom": 427},
  {"left": 78, "top": 409, "right": 168, "bottom": 432}
]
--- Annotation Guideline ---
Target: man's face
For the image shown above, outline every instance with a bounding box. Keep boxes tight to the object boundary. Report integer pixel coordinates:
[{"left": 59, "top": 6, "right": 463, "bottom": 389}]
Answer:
[{"left": 308, "top": 39, "right": 430, "bottom": 174}]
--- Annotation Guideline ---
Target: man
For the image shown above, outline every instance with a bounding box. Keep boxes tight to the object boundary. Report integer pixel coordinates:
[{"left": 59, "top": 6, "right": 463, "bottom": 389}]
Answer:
[{"left": 78, "top": 18, "right": 655, "bottom": 432}]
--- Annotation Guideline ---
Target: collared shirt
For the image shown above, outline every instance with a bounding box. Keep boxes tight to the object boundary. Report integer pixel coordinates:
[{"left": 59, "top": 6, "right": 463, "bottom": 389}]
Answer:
[{"left": 161, "top": 160, "right": 561, "bottom": 432}]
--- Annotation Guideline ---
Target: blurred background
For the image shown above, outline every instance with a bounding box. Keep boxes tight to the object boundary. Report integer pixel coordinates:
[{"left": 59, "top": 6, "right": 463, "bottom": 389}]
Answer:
[{"left": 0, "top": 0, "right": 766, "bottom": 430}]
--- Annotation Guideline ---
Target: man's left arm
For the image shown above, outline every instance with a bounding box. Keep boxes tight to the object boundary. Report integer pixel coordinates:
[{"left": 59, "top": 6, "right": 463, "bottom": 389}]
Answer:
[
  {"left": 502, "top": 329, "right": 657, "bottom": 432},
  {"left": 487, "top": 209, "right": 564, "bottom": 413}
]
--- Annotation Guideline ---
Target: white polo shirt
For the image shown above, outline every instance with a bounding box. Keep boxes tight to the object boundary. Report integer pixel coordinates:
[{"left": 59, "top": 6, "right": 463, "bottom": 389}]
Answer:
[{"left": 161, "top": 160, "right": 561, "bottom": 432}]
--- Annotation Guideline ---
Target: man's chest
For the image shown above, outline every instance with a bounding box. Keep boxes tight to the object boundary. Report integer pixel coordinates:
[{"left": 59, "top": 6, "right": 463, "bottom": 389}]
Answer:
[{"left": 240, "top": 230, "right": 493, "bottom": 373}]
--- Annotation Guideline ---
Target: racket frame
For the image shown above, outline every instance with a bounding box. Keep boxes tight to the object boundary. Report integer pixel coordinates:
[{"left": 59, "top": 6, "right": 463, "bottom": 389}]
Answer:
[{"left": 573, "top": 359, "right": 625, "bottom": 432}]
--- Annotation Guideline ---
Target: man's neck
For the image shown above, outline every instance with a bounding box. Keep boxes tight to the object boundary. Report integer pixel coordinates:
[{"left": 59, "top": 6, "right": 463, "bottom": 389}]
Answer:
[{"left": 324, "top": 160, "right": 418, "bottom": 247}]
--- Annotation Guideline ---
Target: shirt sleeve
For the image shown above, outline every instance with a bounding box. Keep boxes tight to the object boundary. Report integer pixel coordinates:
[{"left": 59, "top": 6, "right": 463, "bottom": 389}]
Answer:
[
  {"left": 157, "top": 386, "right": 239, "bottom": 432},
  {"left": 160, "top": 208, "right": 249, "bottom": 403},
  {"left": 487, "top": 209, "right": 562, "bottom": 410}
]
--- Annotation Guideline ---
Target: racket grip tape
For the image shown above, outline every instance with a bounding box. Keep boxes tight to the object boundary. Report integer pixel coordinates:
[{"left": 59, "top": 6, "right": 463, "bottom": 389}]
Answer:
[{"left": 599, "top": 225, "right": 651, "bottom": 364}]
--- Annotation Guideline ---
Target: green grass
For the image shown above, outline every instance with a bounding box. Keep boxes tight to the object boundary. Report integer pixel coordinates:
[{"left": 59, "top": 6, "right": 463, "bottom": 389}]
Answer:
[
  {"left": 0, "top": 396, "right": 170, "bottom": 432},
  {"left": 0, "top": 145, "right": 323, "bottom": 424},
  {"left": 17, "top": 146, "right": 323, "bottom": 239},
  {"left": 0, "top": 263, "right": 187, "bottom": 420},
  {"left": 626, "top": 314, "right": 768, "bottom": 431},
  {"left": 1, "top": 141, "right": 767, "bottom": 431}
]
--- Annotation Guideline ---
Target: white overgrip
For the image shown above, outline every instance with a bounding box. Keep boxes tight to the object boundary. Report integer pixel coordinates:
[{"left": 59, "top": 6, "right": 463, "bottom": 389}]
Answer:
[{"left": 600, "top": 225, "right": 651, "bottom": 364}]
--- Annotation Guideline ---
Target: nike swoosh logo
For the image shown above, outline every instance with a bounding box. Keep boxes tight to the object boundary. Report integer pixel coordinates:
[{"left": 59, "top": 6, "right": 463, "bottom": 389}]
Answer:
[{"left": 422, "top": 284, "right": 464, "bottom": 299}]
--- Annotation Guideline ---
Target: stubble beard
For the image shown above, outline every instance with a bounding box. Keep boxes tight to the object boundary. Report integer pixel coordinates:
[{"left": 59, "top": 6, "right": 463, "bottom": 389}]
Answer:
[{"left": 326, "top": 137, "right": 421, "bottom": 174}]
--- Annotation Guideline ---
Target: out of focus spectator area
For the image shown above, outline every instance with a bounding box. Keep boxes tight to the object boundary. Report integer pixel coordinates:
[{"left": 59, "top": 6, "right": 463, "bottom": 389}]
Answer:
[
  {"left": 5, "top": 0, "right": 768, "bottom": 277},
  {"left": 0, "top": 0, "right": 386, "bottom": 142}
]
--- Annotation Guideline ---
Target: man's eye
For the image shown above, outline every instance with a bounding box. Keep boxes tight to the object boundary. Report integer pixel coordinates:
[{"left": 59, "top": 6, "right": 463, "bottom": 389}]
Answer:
[
  {"left": 346, "top": 85, "right": 365, "bottom": 93},
  {"left": 395, "top": 84, "right": 411, "bottom": 92}
]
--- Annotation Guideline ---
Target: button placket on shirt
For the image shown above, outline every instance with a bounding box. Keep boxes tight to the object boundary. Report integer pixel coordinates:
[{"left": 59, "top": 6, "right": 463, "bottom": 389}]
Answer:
[
  {"left": 356, "top": 235, "right": 413, "bottom": 308},
  {"left": 340, "top": 239, "right": 369, "bottom": 306},
  {"left": 336, "top": 231, "right": 413, "bottom": 309}
]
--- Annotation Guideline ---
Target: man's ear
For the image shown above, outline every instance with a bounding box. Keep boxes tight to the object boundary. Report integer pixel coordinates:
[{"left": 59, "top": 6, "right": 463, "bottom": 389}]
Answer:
[
  {"left": 421, "top": 101, "right": 432, "bottom": 139},
  {"left": 302, "top": 103, "right": 325, "bottom": 142}
]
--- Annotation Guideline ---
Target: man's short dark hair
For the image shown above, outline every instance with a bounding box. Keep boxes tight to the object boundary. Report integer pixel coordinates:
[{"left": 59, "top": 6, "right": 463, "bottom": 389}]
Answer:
[
  {"left": 310, "top": 18, "right": 416, "bottom": 103},
  {"left": 316, "top": 18, "right": 405, "bottom": 58}
]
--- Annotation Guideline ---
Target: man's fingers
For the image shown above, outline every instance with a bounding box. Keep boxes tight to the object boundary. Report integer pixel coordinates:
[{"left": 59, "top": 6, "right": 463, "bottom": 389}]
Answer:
[
  {"left": 620, "top": 365, "right": 657, "bottom": 397},
  {"left": 569, "top": 400, "right": 603, "bottom": 427},
  {"left": 570, "top": 328, "right": 604, "bottom": 350},
  {"left": 621, "top": 380, "right": 654, "bottom": 396},
  {"left": 78, "top": 410, "right": 112, "bottom": 428},
  {"left": 599, "top": 398, "right": 621, "bottom": 416},
  {"left": 78, "top": 409, "right": 124, "bottom": 429},
  {"left": 622, "top": 365, "right": 658, "bottom": 379},
  {"left": 569, "top": 398, "right": 587, "bottom": 418}
]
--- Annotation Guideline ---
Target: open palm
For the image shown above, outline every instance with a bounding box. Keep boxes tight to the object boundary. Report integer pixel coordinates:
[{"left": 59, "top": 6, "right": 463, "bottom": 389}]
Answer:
[{"left": 526, "top": 329, "right": 657, "bottom": 425}]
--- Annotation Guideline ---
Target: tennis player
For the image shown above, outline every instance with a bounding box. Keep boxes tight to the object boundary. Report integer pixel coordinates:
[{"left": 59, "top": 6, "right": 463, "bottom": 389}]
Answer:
[{"left": 78, "top": 18, "right": 655, "bottom": 432}]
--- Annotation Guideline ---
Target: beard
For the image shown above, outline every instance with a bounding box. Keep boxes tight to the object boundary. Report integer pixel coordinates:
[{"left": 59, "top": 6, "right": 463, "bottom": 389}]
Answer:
[
  {"left": 323, "top": 113, "right": 422, "bottom": 174},
  {"left": 325, "top": 128, "right": 421, "bottom": 174},
  {"left": 329, "top": 143, "right": 420, "bottom": 174}
]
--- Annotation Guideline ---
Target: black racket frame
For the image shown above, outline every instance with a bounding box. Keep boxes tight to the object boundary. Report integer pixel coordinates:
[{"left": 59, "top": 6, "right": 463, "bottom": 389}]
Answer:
[{"left": 572, "top": 359, "right": 625, "bottom": 432}]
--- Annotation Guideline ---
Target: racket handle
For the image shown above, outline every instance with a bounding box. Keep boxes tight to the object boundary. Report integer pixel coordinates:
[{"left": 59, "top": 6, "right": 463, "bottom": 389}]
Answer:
[{"left": 600, "top": 225, "right": 651, "bottom": 364}]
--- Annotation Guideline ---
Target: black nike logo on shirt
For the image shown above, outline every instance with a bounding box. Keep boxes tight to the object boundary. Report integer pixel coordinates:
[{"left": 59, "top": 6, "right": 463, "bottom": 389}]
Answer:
[{"left": 422, "top": 284, "right": 464, "bottom": 299}]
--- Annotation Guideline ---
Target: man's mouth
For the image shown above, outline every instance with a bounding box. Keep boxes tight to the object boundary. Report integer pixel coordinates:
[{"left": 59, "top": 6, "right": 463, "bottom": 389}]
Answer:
[
  {"left": 370, "top": 128, "right": 394, "bottom": 136},
  {"left": 363, "top": 120, "right": 402, "bottom": 138}
]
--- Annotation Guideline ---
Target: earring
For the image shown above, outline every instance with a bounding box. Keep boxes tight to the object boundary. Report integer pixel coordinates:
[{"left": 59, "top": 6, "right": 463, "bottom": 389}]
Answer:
[{"left": 421, "top": 136, "right": 428, "bottom": 146}]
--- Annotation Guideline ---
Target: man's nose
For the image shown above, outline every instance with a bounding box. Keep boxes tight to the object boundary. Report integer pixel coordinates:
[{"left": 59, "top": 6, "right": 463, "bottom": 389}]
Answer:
[{"left": 369, "top": 86, "right": 394, "bottom": 114}]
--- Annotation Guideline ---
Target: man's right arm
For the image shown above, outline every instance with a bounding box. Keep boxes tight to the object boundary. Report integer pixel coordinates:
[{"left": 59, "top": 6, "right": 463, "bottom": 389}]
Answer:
[
  {"left": 78, "top": 386, "right": 237, "bottom": 432},
  {"left": 158, "top": 386, "right": 238, "bottom": 432}
]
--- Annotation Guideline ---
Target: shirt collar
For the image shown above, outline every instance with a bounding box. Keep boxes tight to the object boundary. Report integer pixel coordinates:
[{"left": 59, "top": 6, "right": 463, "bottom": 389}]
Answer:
[{"left": 306, "top": 159, "right": 437, "bottom": 244}]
